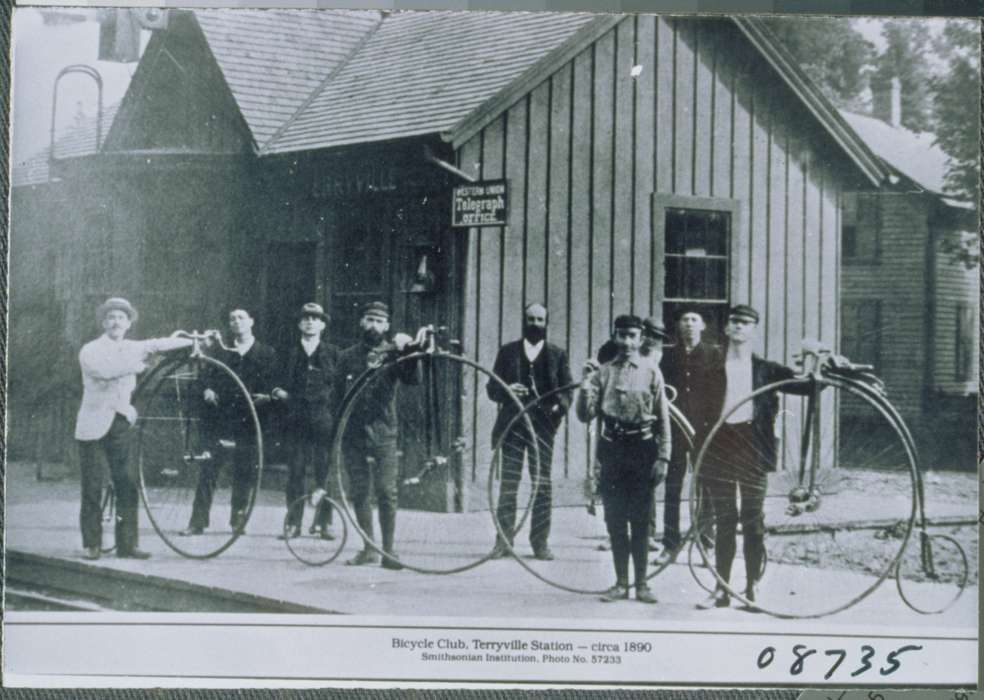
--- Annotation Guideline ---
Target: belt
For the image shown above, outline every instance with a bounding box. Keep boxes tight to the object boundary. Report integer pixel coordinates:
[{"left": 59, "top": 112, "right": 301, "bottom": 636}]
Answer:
[{"left": 600, "top": 417, "right": 654, "bottom": 442}]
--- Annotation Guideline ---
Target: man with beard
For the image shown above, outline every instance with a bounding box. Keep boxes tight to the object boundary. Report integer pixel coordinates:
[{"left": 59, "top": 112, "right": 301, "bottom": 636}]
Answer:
[
  {"left": 181, "top": 308, "right": 277, "bottom": 536},
  {"left": 75, "top": 297, "right": 194, "bottom": 560},
  {"left": 271, "top": 303, "right": 339, "bottom": 540},
  {"left": 654, "top": 307, "right": 722, "bottom": 563},
  {"left": 577, "top": 314, "right": 671, "bottom": 603},
  {"left": 488, "top": 303, "right": 573, "bottom": 561},
  {"left": 335, "top": 301, "right": 419, "bottom": 569}
]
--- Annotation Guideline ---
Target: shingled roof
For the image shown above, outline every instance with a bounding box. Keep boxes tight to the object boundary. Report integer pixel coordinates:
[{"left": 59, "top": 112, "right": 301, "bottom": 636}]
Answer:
[
  {"left": 11, "top": 102, "right": 120, "bottom": 187},
  {"left": 264, "top": 11, "right": 596, "bottom": 154},
  {"left": 194, "top": 9, "right": 381, "bottom": 149},
  {"left": 839, "top": 109, "right": 955, "bottom": 199}
]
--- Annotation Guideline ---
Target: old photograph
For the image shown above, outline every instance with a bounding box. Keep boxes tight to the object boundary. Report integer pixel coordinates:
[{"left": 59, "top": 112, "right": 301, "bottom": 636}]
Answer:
[{"left": 4, "top": 6, "right": 979, "bottom": 686}]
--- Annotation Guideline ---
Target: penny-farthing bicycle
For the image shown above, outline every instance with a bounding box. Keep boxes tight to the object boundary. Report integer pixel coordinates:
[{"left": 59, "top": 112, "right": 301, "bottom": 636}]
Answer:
[
  {"left": 690, "top": 341, "right": 968, "bottom": 618},
  {"left": 329, "top": 326, "right": 539, "bottom": 574},
  {"left": 490, "top": 381, "right": 705, "bottom": 595},
  {"left": 134, "top": 330, "right": 264, "bottom": 559}
]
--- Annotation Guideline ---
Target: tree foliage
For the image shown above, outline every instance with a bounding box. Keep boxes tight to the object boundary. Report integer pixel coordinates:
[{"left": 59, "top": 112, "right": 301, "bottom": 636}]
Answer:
[
  {"left": 761, "top": 17, "right": 875, "bottom": 109},
  {"left": 871, "top": 20, "right": 935, "bottom": 133},
  {"left": 929, "top": 20, "right": 980, "bottom": 201}
]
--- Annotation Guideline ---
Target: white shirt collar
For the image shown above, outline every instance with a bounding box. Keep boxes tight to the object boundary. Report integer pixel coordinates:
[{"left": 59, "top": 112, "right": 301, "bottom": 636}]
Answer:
[
  {"left": 523, "top": 339, "right": 545, "bottom": 362},
  {"left": 233, "top": 336, "right": 255, "bottom": 356},
  {"left": 300, "top": 336, "right": 320, "bottom": 356}
]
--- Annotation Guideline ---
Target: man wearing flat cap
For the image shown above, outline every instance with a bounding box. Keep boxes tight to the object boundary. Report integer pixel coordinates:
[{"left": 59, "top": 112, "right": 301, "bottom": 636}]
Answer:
[
  {"left": 577, "top": 314, "right": 671, "bottom": 604},
  {"left": 655, "top": 306, "right": 722, "bottom": 563},
  {"left": 597, "top": 316, "right": 670, "bottom": 366},
  {"left": 696, "top": 304, "right": 807, "bottom": 611},
  {"left": 271, "top": 302, "right": 340, "bottom": 540},
  {"left": 487, "top": 302, "right": 573, "bottom": 561},
  {"left": 334, "top": 301, "right": 419, "bottom": 569},
  {"left": 75, "top": 297, "right": 194, "bottom": 560}
]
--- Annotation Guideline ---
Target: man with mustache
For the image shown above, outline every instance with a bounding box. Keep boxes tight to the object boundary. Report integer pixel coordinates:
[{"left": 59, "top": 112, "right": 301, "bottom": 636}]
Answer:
[
  {"left": 75, "top": 297, "right": 194, "bottom": 560},
  {"left": 488, "top": 302, "right": 573, "bottom": 561},
  {"left": 271, "top": 303, "right": 339, "bottom": 540},
  {"left": 334, "top": 301, "right": 419, "bottom": 569},
  {"left": 181, "top": 308, "right": 277, "bottom": 536}
]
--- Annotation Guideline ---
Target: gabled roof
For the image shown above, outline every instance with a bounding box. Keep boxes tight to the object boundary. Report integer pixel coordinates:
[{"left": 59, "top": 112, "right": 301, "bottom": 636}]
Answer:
[
  {"left": 11, "top": 103, "right": 120, "bottom": 187},
  {"left": 838, "top": 109, "right": 956, "bottom": 199},
  {"left": 264, "top": 11, "right": 597, "bottom": 155},
  {"left": 194, "top": 9, "right": 381, "bottom": 149}
]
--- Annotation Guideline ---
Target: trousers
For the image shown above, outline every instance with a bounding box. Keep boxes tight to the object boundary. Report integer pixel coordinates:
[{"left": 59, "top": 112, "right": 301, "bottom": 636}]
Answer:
[
  {"left": 702, "top": 422, "right": 767, "bottom": 587},
  {"left": 495, "top": 424, "right": 555, "bottom": 551},
  {"left": 189, "top": 424, "right": 258, "bottom": 530},
  {"left": 597, "top": 435, "right": 657, "bottom": 586},
  {"left": 285, "top": 416, "right": 333, "bottom": 529},
  {"left": 78, "top": 415, "right": 139, "bottom": 553},
  {"left": 345, "top": 439, "right": 400, "bottom": 553}
]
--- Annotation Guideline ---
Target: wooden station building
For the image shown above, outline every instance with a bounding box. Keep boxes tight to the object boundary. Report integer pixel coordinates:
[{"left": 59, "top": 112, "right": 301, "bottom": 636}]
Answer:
[{"left": 14, "top": 11, "right": 917, "bottom": 507}]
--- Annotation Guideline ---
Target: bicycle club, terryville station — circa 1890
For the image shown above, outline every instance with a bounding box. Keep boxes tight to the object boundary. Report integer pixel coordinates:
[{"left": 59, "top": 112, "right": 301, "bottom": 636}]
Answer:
[{"left": 5, "top": 6, "right": 979, "bottom": 689}]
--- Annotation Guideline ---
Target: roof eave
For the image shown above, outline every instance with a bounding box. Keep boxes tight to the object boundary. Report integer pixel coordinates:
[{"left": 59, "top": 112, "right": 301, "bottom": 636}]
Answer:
[
  {"left": 445, "top": 13, "right": 626, "bottom": 149},
  {"left": 734, "top": 16, "right": 886, "bottom": 188}
]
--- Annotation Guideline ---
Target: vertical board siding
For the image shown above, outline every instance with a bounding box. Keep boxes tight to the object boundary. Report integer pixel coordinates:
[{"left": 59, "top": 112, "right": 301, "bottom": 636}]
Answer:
[
  {"left": 504, "top": 99, "right": 529, "bottom": 342},
  {"left": 591, "top": 33, "right": 615, "bottom": 348},
  {"left": 613, "top": 19, "right": 636, "bottom": 317},
  {"left": 547, "top": 64, "right": 573, "bottom": 475},
  {"left": 730, "top": 52, "right": 752, "bottom": 304},
  {"left": 749, "top": 67, "right": 771, "bottom": 353},
  {"left": 767, "top": 119, "right": 788, "bottom": 363},
  {"left": 711, "top": 27, "right": 734, "bottom": 200},
  {"left": 693, "top": 21, "right": 714, "bottom": 199},
  {"left": 459, "top": 137, "right": 482, "bottom": 488},
  {"left": 655, "top": 17, "right": 675, "bottom": 195},
  {"left": 475, "top": 117, "right": 505, "bottom": 468},
  {"left": 634, "top": 15, "right": 656, "bottom": 316},
  {"left": 673, "top": 20, "right": 695, "bottom": 196},
  {"left": 526, "top": 80, "right": 551, "bottom": 306},
  {"left": 456, "top": 16, "right": 852, "bottom": 480}
]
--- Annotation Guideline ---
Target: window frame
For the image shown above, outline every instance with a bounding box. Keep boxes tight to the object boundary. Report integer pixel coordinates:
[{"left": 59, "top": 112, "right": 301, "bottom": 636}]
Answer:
[{"left": 841, "top": 191, "right": 882, "bottom": 265}]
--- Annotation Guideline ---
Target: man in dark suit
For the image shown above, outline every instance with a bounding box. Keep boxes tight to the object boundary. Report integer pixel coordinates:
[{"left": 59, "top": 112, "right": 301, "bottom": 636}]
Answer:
[
  {"left": 182, "top": 308, "right": 277, "bottom": 536},
  {"left": 655, "top": 307, "right": 723, "bottom": 561},
  {"left": 271, "top": 303, "right": 340, "bottom": 540},
  {"left": 488, "top": 302, "right": 573, "bottom": 561},
  {"left": 696, "top": 304, "right": 807, "bottom": 610}
]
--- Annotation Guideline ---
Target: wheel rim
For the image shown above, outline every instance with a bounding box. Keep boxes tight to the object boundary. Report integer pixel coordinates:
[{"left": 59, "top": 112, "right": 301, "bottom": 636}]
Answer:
[
  {"left": 690, "top": 375, "right": 917, "bottom": 619},
  {"left": 895, "top": 531, "right": 969, "bottom": 615},
  {"left": 333, "top": 351, "right": 536, "bottom": 575},
  {"left": 136, "top": 355, "right": 263, "bottom": 559},
  {"left": 283, "top": 496, "right": 349, "bottom": 566}
]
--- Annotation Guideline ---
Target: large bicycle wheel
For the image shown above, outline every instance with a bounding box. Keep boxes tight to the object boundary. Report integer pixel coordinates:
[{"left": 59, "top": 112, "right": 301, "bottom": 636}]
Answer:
[
  {"left": 283, "top": 495, "right": 349, "bottom": 566},
  {"left": 136, "top": 354, "right": 263, "bottom": 559},
  {"left": 691, "top": 375, "right": 917, "bottom": 618},
  {"left": 491, "top": 381, "right": 697, "bottom": 595},
  {"left": 333, "top": 350, "right": 537, "bottom": 574}
]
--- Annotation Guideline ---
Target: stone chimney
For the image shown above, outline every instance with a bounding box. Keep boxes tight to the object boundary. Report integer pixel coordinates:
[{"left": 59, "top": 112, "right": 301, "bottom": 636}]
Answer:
[{"left": 871, "top": 76, "right": 902, "bottom": 128}]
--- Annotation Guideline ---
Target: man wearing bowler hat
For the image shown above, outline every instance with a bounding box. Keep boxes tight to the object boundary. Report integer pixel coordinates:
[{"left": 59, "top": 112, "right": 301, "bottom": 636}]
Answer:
[
  {"left": 696, "top": 304, "right": 808, "bottom": 610},
  {"left": 75, "top": 297, "right": 194, "bottom": 560},
  {"left": 334, "top": 301, "right": 419, "bottom": 569},
  {"left": 577, "top": 314, "right": 671, "bottom": 604},
  {"left": 271, "top": 302, "right": 340, "bottom": 540},
  {"left": 654, "top": 306, "right": 722, "bottom": 563}
]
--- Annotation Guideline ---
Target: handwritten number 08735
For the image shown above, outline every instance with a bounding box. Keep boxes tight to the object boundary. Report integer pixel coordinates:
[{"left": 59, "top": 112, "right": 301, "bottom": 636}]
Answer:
[{"left": 756, "top": 644, "right": 923, "bottom": 679}]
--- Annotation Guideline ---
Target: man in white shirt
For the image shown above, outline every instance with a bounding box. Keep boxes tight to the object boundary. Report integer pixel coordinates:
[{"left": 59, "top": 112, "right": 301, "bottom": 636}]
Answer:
[
  {"left": 696, "top": 304, "right": 803, "bottom": 610},
  {"left": 487, "top": 303, "right": 573, "bottom": 560},
  {"left": 75, "top": 297, "right": 193, "bottom": 560}
]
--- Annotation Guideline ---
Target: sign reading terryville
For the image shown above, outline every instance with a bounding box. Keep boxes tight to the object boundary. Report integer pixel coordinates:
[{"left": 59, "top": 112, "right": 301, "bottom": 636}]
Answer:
[{"left": 452, "top": 180, "right": 508, "bottom": 227}]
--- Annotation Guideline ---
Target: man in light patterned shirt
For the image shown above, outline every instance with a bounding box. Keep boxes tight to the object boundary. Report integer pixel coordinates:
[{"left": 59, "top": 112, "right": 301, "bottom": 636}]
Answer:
[
  {"left": 577, "top": 314, "right": 671, "bottom": 605},
  {"left": 75, "top": 298, "right": 193, "bottom": 560}
]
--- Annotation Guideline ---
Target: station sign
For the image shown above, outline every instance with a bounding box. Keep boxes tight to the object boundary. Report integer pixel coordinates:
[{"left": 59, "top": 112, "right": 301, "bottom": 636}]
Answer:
[{"left": 452, "top": 180, "right": 508, "bottom": 228}]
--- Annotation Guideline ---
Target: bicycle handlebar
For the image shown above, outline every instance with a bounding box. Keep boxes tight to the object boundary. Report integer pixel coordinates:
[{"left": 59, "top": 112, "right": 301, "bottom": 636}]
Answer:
[{"left": 171, "top": 329, "right": 235, "bottom": 353}]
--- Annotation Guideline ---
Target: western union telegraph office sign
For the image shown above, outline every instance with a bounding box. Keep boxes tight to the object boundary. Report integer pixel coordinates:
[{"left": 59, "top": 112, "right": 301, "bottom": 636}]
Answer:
[{"left": 452, "top": 180, "right": 508, "bottom": 227}]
